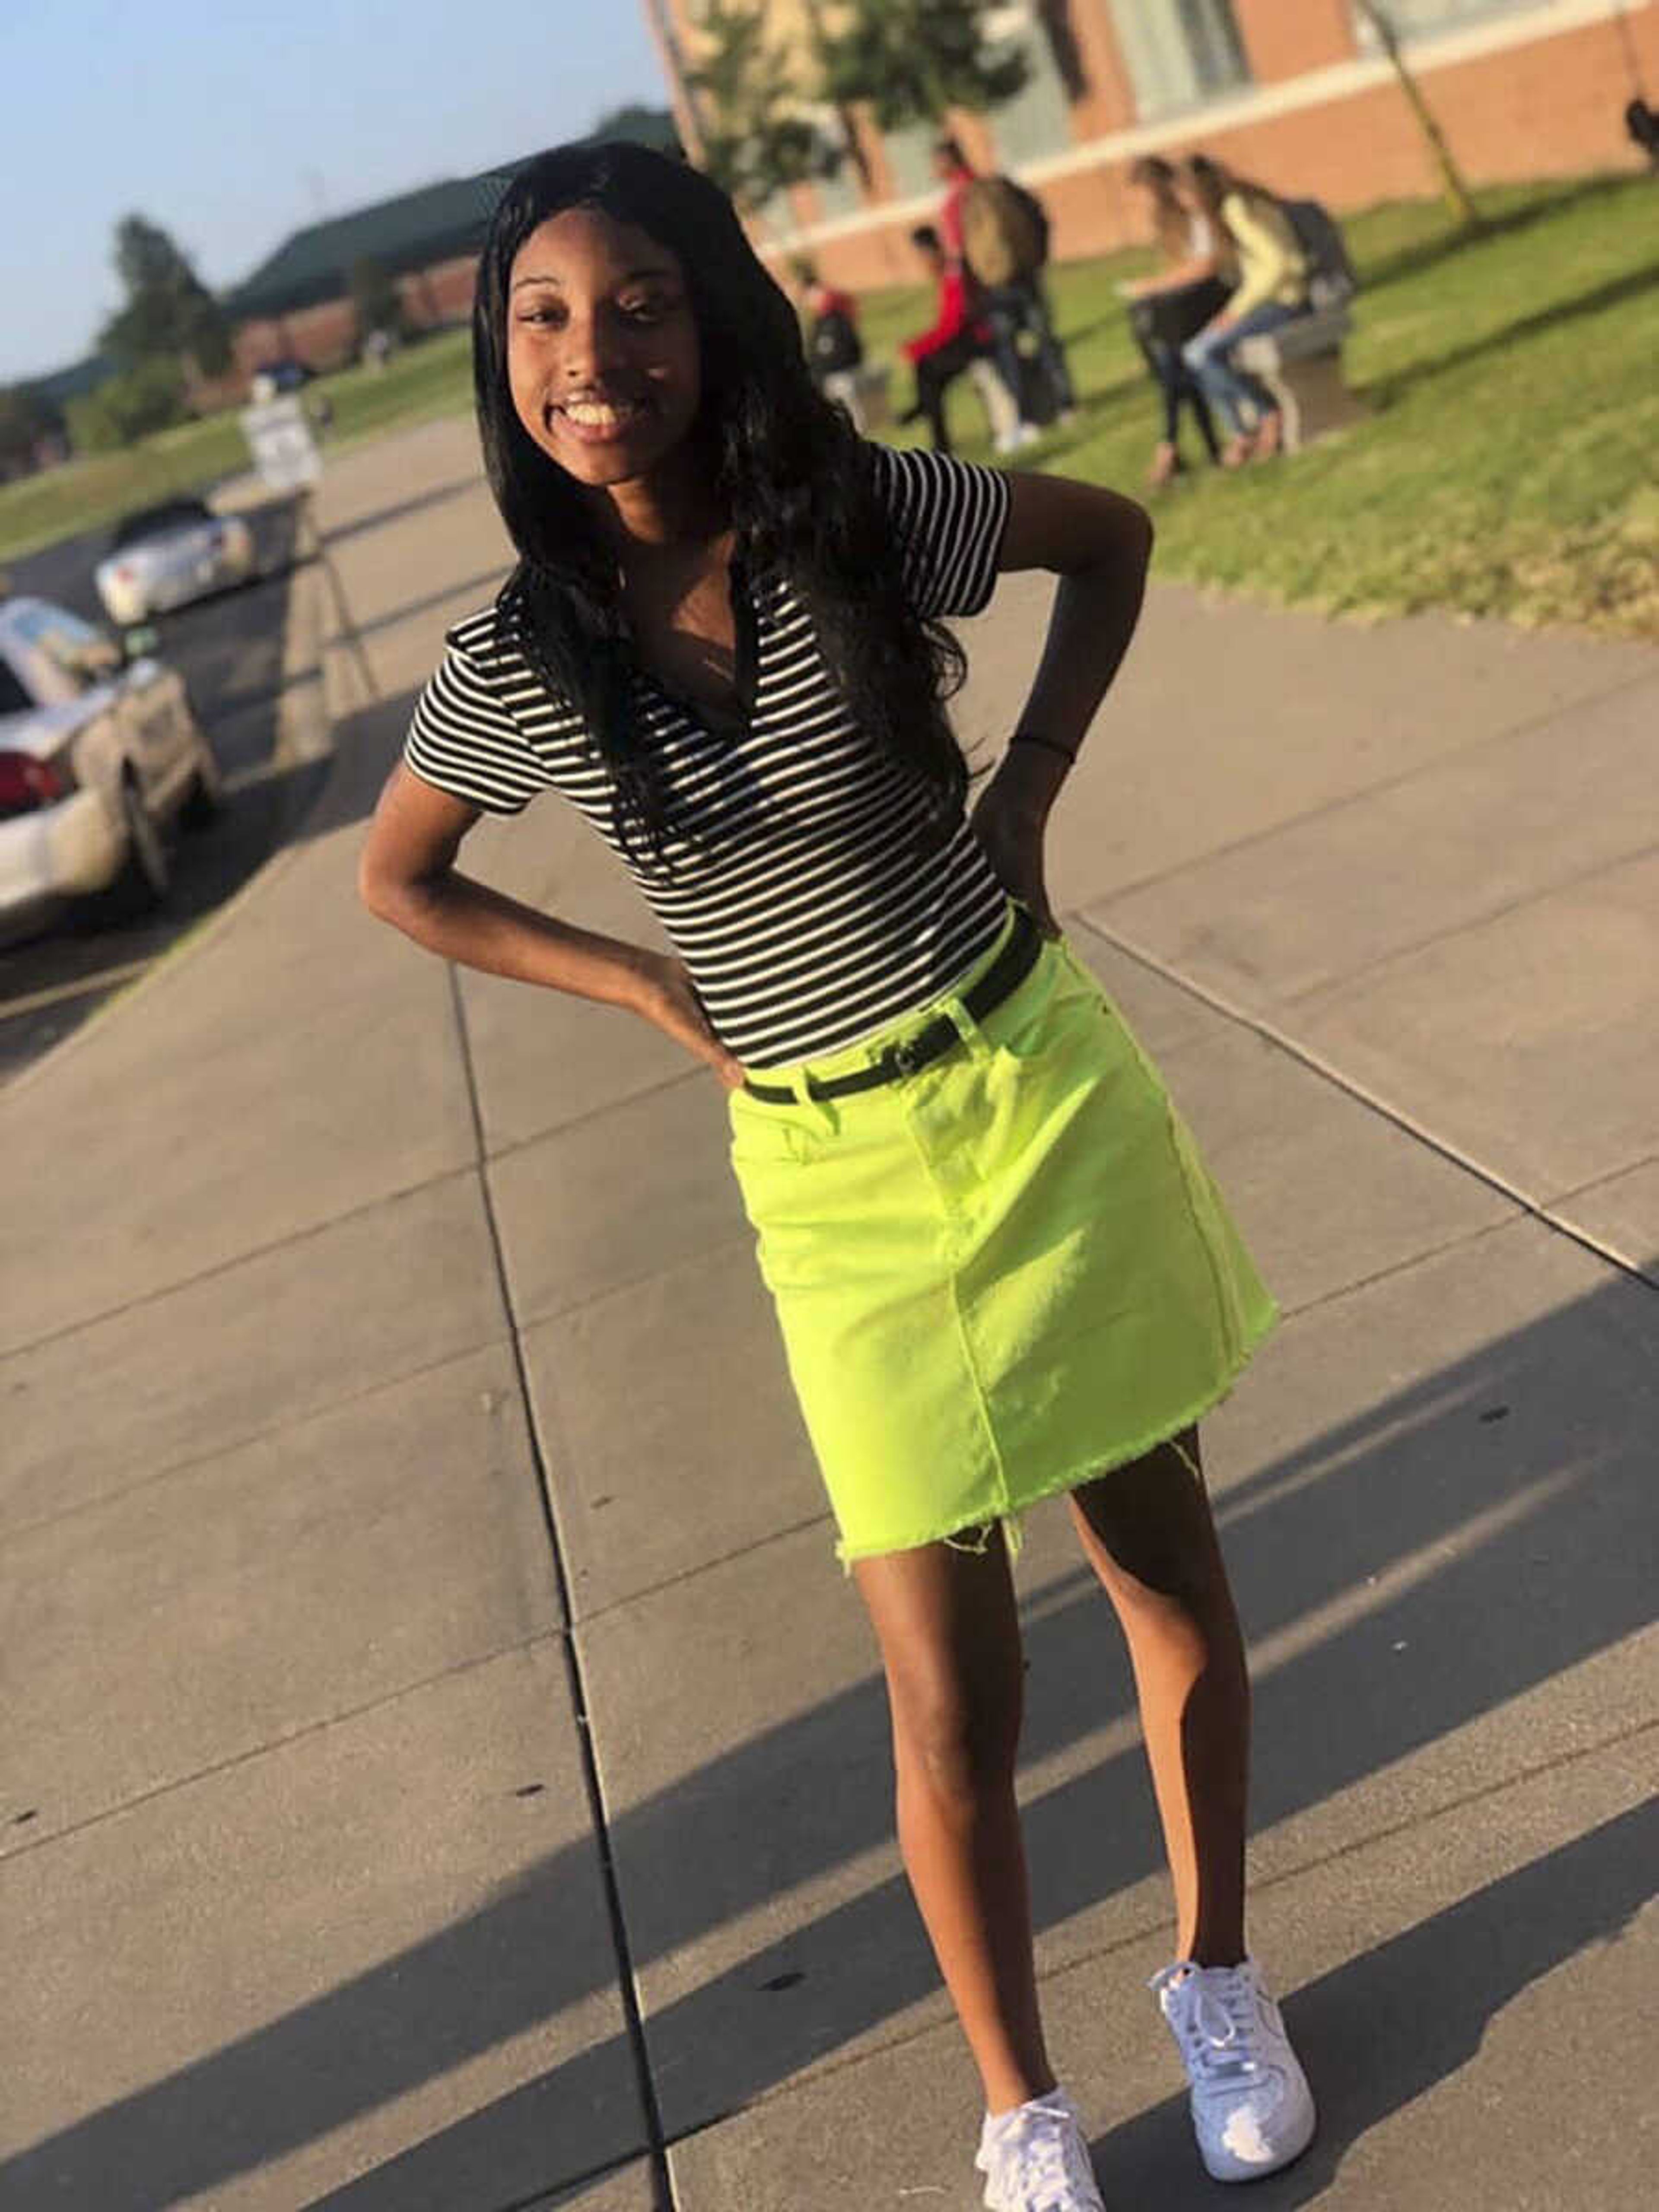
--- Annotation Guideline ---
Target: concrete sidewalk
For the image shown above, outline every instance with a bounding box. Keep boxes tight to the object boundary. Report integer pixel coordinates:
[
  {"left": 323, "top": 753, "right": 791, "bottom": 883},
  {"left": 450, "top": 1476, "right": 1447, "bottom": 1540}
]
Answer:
[{"left": 4, "top": 413, "right": 1654, "bottom": 2212}]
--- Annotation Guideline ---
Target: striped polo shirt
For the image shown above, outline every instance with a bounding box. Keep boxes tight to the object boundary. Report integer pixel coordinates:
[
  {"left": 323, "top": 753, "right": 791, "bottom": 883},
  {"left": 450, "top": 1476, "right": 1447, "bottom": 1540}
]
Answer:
[{"left": 403, "top": 442, "right": 1013, "bottom": 1068}]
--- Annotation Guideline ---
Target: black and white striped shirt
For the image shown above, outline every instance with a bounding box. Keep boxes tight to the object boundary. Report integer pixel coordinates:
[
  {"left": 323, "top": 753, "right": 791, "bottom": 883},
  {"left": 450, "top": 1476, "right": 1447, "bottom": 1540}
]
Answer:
[{"left": 404, "top": 443, "right": 1013, "bottom": 1068}]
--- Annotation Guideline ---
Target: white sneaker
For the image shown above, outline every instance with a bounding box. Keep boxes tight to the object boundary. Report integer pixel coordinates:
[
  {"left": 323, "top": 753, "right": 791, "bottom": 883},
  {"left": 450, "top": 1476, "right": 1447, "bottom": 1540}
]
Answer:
[
  {"left": 976, "top": 2088, "right": 1107, "bottom": 2210},
  {"left": 1151, "top": 1958, "right": 1316, "bottom": 2183}
]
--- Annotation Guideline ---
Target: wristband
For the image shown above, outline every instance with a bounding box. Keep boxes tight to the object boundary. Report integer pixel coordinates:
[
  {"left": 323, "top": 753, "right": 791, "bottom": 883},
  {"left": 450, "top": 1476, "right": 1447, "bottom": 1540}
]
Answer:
[{"left": 1009, "top": 731, "right": 1077, "bottom": 766}]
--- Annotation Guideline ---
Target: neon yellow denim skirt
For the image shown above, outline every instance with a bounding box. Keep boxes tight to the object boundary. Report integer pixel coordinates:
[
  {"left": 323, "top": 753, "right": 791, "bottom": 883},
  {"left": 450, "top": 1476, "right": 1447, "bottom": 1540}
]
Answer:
[{"left": 727, "top": 909, "right": 1277, "bottom": 1565}]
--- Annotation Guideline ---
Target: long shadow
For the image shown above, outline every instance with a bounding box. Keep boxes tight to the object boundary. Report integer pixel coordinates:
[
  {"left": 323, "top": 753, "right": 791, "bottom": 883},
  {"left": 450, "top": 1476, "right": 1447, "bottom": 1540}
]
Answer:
[
  {"left": 347, "top": 568, "right": 512, "bottom": 651},
  {"left": 7, "top": 1250, "right": 1656, "bottom": 2206},
  {"left": 1364, "top": 264, "right": 1659, "bottom": 404},
  {"left": 1093, "top": 1799, "right": 1658, "bottom": 2206},
  {"left": 318, "top": 476, "right": 482, "bottom": 550},
  {"left": 1356, "top": 173, "right": 1642, "bottom": 295}
]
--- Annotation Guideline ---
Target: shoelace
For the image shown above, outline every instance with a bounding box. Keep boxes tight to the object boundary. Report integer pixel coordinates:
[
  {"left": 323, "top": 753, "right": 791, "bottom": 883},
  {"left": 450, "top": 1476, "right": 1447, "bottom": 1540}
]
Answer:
[
  {"left": 988, "top": 2101, "right": 1090, "bottom": 2210},
  {"left": 1152, "top": 1964, "right": 1263, "bottom": 2086}
]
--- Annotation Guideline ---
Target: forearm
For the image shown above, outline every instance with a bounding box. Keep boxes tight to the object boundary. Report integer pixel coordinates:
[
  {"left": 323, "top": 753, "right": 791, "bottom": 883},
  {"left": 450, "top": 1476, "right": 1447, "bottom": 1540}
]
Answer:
[
  {"left": 1011, "top": 532, "right": 1152, "bottom": 772},
  {"left": 369, "top": 865, "right": 655, "bottom": 1014}
]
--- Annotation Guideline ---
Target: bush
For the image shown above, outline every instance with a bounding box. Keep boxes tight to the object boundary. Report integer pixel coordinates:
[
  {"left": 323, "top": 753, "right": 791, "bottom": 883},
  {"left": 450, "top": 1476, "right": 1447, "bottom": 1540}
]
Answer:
[{"left": 67, "top": 356, "right": 191, "bottom": 451}]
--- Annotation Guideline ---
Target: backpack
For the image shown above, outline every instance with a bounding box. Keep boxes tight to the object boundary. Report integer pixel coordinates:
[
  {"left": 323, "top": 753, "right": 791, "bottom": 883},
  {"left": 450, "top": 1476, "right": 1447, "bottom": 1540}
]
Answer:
[
  {"left": 808, "top": 305, "right": 862, "bottom": 378},
  {"left": 1280, "top": 197, "right": 1358, "bottom": 308},
  {"left": 959, "top": 175, "right": 1049, "bottom": 289}
]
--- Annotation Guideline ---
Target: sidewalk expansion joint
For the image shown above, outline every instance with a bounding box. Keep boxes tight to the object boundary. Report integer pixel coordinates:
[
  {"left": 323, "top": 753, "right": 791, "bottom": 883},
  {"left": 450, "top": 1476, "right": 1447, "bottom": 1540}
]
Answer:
[
  {"left": 446, "top": 960, "right": 678, "bottom": 2210},
  {"left": 478, "top": 1064, "right": 708, "bottom": 1170},
  {"left": 1271, "top": 833, "right": 1659, "bottom": 1012},
  {"left": 570, "top": 1506, "right": 837, "bottom": 1633},
  {"left": 0, "top": 1325, "right": 518, "bottom": 1546},
  {"left": 1077, "top": 656, "right": 1659, "bottom": 914},
  {"left": 0, "top": 1626, "right": 564, "bottom": 1869},
  {"left": 0, "top": 1159, "right": 482, "bottom": 1365},
  {"left": 1074, "top": 916, "right": 1659, "bottom": 1298}
]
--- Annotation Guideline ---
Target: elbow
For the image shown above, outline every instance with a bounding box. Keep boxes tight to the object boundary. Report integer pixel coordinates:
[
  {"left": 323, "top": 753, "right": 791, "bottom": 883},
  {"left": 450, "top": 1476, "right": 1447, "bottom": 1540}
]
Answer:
[
  {"left": 357, "top": 845, "right": 415, "bottom": 928},
  {"left": 1121, "top": 496, "right": 1155, "bottom": 576}
]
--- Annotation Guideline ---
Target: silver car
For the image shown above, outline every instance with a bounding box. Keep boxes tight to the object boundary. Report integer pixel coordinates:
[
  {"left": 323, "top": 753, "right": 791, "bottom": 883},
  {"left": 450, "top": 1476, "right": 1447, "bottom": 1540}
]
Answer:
[
  {"left": 95, "top": 495, "right": 256, "bottom": 626},
  {"left": 0, "top": 595, "right": 222, "bottom": 944}
]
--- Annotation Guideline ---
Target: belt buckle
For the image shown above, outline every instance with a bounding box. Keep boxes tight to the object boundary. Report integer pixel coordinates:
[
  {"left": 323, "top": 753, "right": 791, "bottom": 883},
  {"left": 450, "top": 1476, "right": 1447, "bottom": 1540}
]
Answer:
[{"left": 889, "top": 1036, "right": 926, "bottom": 1081}]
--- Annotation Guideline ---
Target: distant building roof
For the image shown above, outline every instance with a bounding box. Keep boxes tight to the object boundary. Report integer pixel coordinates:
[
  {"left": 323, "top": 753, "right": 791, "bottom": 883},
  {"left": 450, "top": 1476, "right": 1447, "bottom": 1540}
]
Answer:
[
  {"left": 223, "top": 115, "right": 680, "bottom": 325},
  {"left": 226, "top": 162, "right": 532, "bottom": 321}
]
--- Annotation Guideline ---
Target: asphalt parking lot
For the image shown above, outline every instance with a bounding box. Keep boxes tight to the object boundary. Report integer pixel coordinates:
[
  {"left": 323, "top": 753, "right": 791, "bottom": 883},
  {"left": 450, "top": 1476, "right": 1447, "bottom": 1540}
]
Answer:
[{"left": 0, "top": 493, "right": 321, "bottom": 1080}]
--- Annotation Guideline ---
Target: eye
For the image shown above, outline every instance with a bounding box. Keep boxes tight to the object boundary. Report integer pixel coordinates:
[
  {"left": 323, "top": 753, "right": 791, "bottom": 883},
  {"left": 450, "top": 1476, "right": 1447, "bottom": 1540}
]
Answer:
[{"left": 620, "top": 293, "right": 676, "bottom": 324}]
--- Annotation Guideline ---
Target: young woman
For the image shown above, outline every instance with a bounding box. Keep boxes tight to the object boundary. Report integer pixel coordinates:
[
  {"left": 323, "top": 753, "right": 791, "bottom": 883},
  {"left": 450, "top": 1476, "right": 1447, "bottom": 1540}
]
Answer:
[
  {"left": 1179, "top": 153, "right": 1312, "bottom": 467},
  {"left": 1120, "top": 154, "right": 1230, "bottom": 488},
  {"left": 359, "top": 140, "right": 1314, "bottom": 2212}
]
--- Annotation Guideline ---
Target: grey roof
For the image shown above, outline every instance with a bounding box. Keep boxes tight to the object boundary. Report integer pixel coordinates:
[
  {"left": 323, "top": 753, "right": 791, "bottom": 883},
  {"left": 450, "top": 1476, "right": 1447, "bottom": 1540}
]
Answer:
[{"left": 225, "top": 161, "right": 533, "bottom": 321}]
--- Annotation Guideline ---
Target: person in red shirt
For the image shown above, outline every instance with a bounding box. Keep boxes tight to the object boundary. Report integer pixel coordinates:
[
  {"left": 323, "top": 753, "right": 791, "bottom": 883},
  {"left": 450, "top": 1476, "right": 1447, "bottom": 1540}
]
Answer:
[{"left": 899, "top": 224, "right": 994, "bottom": 454}]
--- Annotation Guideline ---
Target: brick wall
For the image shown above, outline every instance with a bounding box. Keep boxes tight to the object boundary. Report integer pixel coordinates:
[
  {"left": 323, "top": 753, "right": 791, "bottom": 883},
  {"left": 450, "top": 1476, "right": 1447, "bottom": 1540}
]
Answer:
[
  {"left": 1233, "top": 0, "right": 1357, "bottom": 80},
  {"left": 785, "top": 9, "right": 1659, "bottom": 292}
]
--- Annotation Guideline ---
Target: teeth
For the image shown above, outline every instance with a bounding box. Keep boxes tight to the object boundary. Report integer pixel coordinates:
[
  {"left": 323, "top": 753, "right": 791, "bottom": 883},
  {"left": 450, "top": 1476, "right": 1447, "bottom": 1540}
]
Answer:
[{"left": 564, "top": 400, "right": 638, "bottom": 429}]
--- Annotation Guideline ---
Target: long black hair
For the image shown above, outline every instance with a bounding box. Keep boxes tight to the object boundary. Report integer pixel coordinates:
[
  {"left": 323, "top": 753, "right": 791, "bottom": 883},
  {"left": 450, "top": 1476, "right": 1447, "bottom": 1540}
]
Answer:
[{"left": 472, "top": 140, "right": 970, "bottom": 867}]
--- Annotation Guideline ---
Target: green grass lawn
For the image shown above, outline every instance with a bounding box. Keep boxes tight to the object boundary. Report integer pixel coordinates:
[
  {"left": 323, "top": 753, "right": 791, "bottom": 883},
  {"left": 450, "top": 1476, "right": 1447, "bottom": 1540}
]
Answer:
[
  {"left": 5, "top": 172, "right": 1653, "bottom": 634},
  {"left": 0, "top": 331, "right": 477, "bottom": 570},
  {"left": 874, "top": 172, "right": 1659, "bottom": 638}
]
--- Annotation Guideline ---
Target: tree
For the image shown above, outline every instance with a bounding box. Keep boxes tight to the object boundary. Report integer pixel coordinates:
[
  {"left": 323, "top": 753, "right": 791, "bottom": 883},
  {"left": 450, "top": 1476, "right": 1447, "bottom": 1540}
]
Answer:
[
  {"left": 66, "top": 356, "right": 189, "bottom": 451},
  {"left": 99, "top": 214, "right": 233, "bottom": 378},
  {"left": 0, "top": 384, "right": 60, "bottom": 476},
  {"left": 814, "top": 0, "right": 1028, "bottom": 132},
  {"left": 685, "top": 2, "right": 825, "bottom": 218},
  {"left": 1354, "top": 1, "right": 1481, "bottom": 230},
  {"left": 348, "top": 255, "right": 405, "bottom": 346}
]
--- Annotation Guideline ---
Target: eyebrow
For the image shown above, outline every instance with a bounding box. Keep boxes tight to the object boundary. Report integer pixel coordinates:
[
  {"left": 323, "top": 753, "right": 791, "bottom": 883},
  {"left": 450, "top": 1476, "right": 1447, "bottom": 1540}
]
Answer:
[{"left": 510, "top": 264, "right": 680, "bottom": 293}]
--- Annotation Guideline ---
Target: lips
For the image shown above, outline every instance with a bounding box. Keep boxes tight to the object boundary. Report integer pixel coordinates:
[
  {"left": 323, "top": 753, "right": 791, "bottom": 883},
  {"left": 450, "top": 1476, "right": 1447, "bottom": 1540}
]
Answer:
[{"left": 549, "top": 394, "right": 650, "bottom": 443}]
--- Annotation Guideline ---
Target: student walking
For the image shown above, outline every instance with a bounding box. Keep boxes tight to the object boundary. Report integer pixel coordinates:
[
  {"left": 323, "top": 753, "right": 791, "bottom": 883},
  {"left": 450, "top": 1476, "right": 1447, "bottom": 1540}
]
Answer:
[
  {"left": 934, "top": 132, "right": 1075, "bottom": 448},
  {"left": 1180, "top": 153, "right": 1312, "bottom": 466},
  {"left": 359, "top": 140, "right": 1314, "bottom": 2212}
]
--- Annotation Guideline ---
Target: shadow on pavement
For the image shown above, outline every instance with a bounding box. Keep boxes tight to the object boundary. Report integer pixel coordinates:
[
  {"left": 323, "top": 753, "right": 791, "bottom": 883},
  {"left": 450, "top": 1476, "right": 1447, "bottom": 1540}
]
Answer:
[
  {"left": 1092, "top": 1798, "right": 1658, "bottom": 2207},
  {"left": 6, "top": 1250, "right": 1654, "bottom": 2206},
  {"left": 318, "top": 476, "right": 481, "bottom": 552}
]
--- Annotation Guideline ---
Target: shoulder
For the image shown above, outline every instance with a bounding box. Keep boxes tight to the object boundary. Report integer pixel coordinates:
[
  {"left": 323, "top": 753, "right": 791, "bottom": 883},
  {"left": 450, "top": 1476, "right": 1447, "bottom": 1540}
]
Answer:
[
  {"left": 861, "top": 442, "right": 1011, "bottom": 620},
  {"left": 438, "top": 597, "right": 580, "bottom": 724},
  {"left": 867, "top": 441, "right": 1009, "bottom": 532}
]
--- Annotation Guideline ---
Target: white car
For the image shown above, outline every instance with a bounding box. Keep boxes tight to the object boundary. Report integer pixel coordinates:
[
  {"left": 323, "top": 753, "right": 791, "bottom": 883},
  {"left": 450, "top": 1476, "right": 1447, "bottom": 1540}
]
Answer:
[
  {"left": 94, "top": 495, "right": 256, "bottom": 625},
  {"left": 0, "top": 595, "right": 222, "bottom": 944}
]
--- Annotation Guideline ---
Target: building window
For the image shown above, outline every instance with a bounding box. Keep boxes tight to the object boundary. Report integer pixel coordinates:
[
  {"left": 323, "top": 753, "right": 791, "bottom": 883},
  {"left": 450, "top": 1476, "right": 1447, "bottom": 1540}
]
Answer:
[
  {"left": 1353, "top": 0, "right": 1548, "bottom": 43},
  {"left": 1105, "top": 0, "right": 1251, "bottom": 120},
  {"left": 984, "top": 3, "right": 1074, "bottom": 165}
]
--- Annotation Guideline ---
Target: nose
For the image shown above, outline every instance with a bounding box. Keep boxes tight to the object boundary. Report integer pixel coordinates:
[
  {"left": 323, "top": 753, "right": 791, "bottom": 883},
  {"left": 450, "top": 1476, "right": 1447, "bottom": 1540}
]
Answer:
[{"left": 558, "top": 304, "right": 628, "bottom": 388}]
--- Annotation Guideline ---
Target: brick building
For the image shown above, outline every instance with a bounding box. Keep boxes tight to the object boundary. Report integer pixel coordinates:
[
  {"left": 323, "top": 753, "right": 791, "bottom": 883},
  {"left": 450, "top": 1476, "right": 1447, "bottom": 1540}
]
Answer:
[{"left": 643, "top": 0, "right": 1659, "bottom": 287}]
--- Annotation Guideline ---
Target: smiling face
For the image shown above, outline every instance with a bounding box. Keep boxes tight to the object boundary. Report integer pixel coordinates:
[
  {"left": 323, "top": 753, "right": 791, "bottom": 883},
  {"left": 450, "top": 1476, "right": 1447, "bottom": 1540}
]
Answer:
[{"left": 506, "top": 206, "right": 702, "bottom": 492}]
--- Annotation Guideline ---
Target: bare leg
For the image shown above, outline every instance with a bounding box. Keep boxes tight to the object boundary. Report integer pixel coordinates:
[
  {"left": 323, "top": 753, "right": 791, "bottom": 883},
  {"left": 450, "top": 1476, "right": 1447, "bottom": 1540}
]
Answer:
[
  {"left": 1068, "top": 1430, "right": 1249, "bottom": 1965},
  {"left": 854, "top": 1532, "right": 1052, "bottom": 2114}
]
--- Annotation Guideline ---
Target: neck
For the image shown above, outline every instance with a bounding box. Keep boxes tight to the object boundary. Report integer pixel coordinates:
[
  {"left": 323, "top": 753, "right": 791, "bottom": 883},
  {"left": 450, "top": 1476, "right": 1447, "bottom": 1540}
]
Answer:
[{"left": 589, "top": 438, "right": 725, "bottom": 553}]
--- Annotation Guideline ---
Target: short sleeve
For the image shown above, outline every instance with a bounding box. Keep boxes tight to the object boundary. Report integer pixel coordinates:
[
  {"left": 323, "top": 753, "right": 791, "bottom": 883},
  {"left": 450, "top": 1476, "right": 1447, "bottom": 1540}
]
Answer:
[
  {"left": 867, "top": 442, "right": 1012, "bottom": 621},
  {"left": 403, "top": 636, "right": 549, "bottom": 817}
]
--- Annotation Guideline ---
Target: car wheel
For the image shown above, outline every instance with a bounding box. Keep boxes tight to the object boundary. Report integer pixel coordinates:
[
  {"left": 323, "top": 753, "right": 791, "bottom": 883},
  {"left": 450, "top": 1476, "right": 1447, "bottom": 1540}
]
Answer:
[
  {"left": 109, "top": 773, "right": 172, "bottom": 915},
  {"left": 180, "top": 729, "right": 224, "bottom": 829}
]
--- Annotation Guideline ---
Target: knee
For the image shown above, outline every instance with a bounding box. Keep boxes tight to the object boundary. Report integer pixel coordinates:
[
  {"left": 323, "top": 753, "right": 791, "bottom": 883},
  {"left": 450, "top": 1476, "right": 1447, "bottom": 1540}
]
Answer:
[{"left": 892, "top": 1669, "right": 1020, "bottom": 1806}]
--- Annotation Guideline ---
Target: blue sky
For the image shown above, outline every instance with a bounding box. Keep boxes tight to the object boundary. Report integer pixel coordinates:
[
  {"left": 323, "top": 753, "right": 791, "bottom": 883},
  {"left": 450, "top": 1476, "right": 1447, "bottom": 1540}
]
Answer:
[{"left": 3, "top": 0, "right": 667, "bottom": 383}]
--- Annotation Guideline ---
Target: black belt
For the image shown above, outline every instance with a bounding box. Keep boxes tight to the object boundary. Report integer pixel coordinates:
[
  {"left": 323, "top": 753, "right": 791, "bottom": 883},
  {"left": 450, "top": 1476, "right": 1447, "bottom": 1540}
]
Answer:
[{"left": 744, "top": 907, "right": 1045, "bottom": 1103}]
